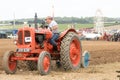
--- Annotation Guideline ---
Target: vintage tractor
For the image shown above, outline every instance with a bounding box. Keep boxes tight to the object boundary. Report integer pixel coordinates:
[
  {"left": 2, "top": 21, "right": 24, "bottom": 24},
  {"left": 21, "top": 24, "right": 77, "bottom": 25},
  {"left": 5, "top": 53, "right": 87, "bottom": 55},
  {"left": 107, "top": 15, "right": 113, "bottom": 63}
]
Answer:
[{"left": 2, "top": 24, "right": 90, "bottom": 75}]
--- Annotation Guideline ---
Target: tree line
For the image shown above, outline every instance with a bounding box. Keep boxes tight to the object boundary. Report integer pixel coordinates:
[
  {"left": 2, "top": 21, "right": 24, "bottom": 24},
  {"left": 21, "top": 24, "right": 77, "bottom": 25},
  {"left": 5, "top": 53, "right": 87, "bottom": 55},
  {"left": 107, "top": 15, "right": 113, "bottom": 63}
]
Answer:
[{"left": 1, "top": 17, "right": 120, "bottom": 25}]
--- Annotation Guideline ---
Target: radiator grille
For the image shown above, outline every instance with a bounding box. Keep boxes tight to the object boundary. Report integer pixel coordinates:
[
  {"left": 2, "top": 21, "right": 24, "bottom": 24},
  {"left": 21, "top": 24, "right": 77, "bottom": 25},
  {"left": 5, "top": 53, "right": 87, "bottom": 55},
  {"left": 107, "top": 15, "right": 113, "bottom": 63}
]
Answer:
[
  {"left": 24, "top": 31, "right": 30, "bottom": 44},
  {"left": 18, "top": 31, "right": 23, "bottom": 44}
]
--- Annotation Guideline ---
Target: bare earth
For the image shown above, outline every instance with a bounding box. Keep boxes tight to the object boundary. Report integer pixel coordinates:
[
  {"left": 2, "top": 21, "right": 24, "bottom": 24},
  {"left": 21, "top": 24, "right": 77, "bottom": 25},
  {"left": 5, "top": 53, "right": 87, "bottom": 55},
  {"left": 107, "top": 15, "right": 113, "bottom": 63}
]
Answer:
[{"left": 0, "top": 39, "right": 120, "bottom": 80}]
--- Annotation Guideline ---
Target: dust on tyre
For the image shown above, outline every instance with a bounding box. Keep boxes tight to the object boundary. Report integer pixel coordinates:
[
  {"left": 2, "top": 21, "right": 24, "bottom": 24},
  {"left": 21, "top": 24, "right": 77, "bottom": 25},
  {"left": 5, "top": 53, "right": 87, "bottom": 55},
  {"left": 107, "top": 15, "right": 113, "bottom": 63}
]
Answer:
[
  {"left": 60, "top": 32, "right": 82, "bottom": 70},
  {"left": 38, "top": 51, "right": 51, "bottom": 75},
  {"left": 2, "top": 51, "right": 17, "bottom": 74}
]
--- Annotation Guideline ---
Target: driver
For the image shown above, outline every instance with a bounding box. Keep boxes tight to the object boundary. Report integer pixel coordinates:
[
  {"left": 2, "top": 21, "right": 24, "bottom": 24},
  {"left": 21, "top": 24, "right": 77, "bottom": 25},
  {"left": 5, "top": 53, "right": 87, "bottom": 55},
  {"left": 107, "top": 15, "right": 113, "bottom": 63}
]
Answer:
[{"left": 45, "top": 16, "right": 59, "bottom": 51}]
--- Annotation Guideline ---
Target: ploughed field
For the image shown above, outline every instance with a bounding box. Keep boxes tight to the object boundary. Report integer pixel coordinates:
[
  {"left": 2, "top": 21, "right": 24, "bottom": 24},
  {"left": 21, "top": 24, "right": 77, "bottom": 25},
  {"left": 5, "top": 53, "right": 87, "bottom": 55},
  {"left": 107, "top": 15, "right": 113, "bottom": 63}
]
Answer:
[
  {"left": 1, "top": 39, "right": 120, "bottom": 67},
  {"left": 0, "top": 39, "right": 120, "bottom": 80}
]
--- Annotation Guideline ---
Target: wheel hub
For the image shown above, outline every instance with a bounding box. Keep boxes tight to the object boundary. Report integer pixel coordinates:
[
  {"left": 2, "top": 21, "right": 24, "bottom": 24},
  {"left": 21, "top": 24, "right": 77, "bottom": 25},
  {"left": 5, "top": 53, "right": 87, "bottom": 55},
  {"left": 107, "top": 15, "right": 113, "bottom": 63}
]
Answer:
[
  {"left": 43, "top": 56, "right": 50, "bottom": 72},
  {"left": 70, "top": 39, "right": 80, "bottom": 67},
  {"left": 9, "top": 55, "right": 17, "bottom": 71}
]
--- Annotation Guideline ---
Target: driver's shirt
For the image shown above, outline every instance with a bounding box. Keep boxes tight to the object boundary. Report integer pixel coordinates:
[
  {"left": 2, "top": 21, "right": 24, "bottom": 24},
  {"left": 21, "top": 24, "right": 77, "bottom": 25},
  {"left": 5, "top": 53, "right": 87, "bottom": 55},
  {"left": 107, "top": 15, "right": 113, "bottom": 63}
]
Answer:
[{"left": 48, "top": 20, "right": 59, "bottom": 33}]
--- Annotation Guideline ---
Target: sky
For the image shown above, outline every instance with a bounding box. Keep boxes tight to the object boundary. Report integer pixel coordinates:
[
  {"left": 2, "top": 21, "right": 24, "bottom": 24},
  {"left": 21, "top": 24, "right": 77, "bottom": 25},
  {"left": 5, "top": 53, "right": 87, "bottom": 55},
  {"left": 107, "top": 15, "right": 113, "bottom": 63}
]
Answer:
[{"left": 0, "top": 0, "right": 120, "bottom": 20}]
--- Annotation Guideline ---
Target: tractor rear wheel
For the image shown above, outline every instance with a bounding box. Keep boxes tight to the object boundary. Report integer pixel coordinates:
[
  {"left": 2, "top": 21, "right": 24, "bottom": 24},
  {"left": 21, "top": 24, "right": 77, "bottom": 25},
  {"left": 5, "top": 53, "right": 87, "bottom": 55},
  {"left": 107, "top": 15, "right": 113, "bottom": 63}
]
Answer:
[
  {"left": 27, "top": 61, "right": 37, "bottom": 71},
  {"left": 60, "top": 32, "right": 82, "bottom": 70},
  {"left": 2, "top": 51, "right": 17, "bottom": 74},
  {"left": 38, "top": 51, "right": 51, "bottom": 75}
]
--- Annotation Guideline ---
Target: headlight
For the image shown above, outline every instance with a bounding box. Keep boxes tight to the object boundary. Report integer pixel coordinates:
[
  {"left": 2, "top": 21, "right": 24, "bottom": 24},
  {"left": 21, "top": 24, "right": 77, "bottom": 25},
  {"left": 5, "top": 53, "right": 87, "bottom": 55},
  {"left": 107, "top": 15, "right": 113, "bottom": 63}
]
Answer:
[{"left": 14, "top": 40, "right": 17, "bottom": 45}]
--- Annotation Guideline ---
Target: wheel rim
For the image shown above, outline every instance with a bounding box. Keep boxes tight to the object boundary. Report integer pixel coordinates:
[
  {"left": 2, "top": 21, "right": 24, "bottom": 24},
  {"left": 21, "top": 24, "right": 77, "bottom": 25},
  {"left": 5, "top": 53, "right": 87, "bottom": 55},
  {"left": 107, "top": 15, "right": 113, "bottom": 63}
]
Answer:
[
  {"left": 70, "top": 38, "right": 81, "bottom": 67},
  {"left": 84, "top": 53, "right": 90, "bottom": 67},
  {"left": 8, "top": 53, "right": 17, "bottom": 71},
  {"left": 43, "top": 55, "right": 50, "bottom": 72}
]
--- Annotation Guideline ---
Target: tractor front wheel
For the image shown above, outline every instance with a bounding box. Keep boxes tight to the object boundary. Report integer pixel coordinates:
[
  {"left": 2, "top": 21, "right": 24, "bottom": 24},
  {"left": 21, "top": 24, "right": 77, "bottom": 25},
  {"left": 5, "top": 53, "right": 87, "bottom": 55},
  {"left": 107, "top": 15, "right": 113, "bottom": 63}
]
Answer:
[
  {"left": 38, "top": 51, "right": 51, "bottom": 75},
  {"left": 60, "top": 32, "right": 82, "bottom": 70},
  {"left": 2, "top": 51, "right": 17, "bottom": 74}
]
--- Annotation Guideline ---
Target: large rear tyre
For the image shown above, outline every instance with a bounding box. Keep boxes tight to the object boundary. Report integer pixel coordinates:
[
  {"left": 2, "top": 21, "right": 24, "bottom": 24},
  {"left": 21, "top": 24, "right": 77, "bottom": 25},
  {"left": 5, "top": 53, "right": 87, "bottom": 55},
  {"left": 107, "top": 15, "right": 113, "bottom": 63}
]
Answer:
[
  {"left": 2, "top": 51, "right": 17, "bottom": 74},
  {"left": 38, "top": 51, "right": 51, "bottom": 75},
  {"left": 60, "top": 32, "right": 82, "bottom": 70},
  {"left": 81, "top": 51, "right": 90, "bottom": 68},
  {"left": 27, "top": 61, "right": 37, "bottom": 71}
]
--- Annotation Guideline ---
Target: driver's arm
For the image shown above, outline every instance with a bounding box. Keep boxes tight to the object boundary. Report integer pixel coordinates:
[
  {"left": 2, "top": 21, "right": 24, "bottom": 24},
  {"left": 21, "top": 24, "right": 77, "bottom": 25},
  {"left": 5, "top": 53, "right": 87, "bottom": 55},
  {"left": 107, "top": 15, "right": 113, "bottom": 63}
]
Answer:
[{"left": 51, "top": 25, "right": 58, "bottom": 31}]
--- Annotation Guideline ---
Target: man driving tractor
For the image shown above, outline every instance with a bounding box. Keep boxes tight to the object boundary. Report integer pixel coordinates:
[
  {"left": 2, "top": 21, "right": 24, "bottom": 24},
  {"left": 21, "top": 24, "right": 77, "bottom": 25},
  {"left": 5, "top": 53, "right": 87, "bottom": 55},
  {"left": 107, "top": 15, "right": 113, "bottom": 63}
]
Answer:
[
  {"left": 2, "top": 15, "right": 90, "bottom": 75},
  {"left": 45, "top": 16, "right": 59, "bottom": 51}
]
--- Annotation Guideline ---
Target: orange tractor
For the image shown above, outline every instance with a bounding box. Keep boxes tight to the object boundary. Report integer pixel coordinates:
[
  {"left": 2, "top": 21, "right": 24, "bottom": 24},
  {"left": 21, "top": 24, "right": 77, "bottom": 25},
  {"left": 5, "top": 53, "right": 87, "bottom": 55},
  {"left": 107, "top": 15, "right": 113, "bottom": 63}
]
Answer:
[{"left": 2, "top": 25, "right": 90, "bottom": 75}]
